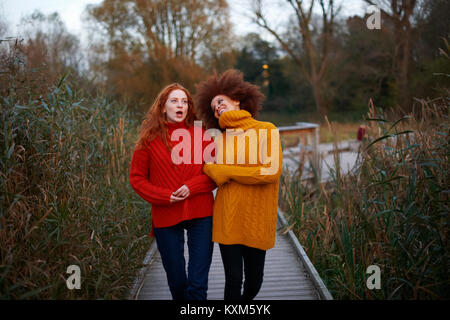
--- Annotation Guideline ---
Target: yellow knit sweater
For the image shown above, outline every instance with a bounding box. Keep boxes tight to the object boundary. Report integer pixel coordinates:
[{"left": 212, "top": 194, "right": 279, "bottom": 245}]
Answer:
[{"left": 203, "top": 110, "right": 282, "bottom": 250}]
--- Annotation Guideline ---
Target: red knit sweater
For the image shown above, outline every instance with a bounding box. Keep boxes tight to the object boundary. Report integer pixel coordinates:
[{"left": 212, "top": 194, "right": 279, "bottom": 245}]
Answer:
[{"left": 129, "top": 121, "right": 216, "bottom": 236}]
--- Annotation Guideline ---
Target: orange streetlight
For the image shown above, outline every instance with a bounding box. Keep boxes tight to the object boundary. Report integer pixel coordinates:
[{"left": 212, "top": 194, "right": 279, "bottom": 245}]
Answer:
[{"left": 262, "top": 64, "right": 269, "bottom": 86}]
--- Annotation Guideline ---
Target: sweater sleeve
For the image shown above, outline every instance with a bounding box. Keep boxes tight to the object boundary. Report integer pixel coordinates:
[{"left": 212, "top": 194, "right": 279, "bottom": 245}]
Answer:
[
  {"left": 203, "top": 125, "right": 282, "bottom": 186},
  {"left": 204, "top": 163, "right": 281, "bottom": 186},
  {"left": 129, "top": 146, "right": 172, "bottom": 205},
  {"left": 183, "top": 128, "right": 217, "bottom": 195},
  {"left": 184, "top": 174, "right": 217, "bottom": 196}
]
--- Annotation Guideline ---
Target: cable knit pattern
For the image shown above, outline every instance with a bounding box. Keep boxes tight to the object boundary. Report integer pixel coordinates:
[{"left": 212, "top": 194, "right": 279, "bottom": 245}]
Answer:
[
  {"left": 203, "top": 110, "right": 282, "bottom": 250},
  {"left": 130, "top": 121, "right": 216, "bottom": 236}
]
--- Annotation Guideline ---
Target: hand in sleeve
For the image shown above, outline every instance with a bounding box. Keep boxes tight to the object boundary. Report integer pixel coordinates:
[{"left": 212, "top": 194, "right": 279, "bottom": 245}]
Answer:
[
  {"left": 170, "top": 184, "right": 190, "bottom": 203},
  {"left": 203, "top": 163, "right": 230, "bottom": 186}
]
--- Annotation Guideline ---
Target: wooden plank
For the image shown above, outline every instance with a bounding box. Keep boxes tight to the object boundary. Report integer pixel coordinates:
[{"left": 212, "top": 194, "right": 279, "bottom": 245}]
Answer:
[
  {"left": 128, "top": 237, "right": 158, "bottom": 300},
  {"left": 132, "top": 211, "right": 327, "bottom": 300},
  {"left": 278, "top": 209, "right": 333, "bottom": 300}
]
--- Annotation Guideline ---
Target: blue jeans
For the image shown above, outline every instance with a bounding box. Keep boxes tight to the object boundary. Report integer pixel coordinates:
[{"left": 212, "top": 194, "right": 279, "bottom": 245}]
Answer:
[{"left": 153, "top": 216, "right": 213, "bottom": 300}]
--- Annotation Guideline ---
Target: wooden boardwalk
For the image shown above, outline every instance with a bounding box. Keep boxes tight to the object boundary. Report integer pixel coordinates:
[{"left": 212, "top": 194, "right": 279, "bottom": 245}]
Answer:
[{"left": 130, "top": 210, "right": 332, "bottom": 300}]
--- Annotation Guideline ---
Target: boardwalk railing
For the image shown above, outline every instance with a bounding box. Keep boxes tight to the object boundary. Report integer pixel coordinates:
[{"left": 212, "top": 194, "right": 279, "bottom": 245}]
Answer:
[
  {"left": 277, "top": 209, "right": 333, "bottom": 300},
  {"left": 278, "top": 122, "right": 320, "bottom": 178},
  {"left": 129, "top": 237, "right": 158, "bottom": 300}
]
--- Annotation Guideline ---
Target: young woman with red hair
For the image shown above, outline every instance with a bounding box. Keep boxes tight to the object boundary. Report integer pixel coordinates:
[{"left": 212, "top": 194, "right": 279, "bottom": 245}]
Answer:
[{"left": 129, "top": 83, "right": 216, "bottom": 300}]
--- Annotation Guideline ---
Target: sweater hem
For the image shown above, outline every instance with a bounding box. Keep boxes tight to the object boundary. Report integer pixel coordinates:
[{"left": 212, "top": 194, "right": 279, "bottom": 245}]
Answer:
[{"left": 212, "top": 237, "right": 274, "bottom": 251}]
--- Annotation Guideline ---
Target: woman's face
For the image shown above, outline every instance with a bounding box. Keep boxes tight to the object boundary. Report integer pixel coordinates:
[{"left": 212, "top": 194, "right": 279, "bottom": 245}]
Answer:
[
  {"left": 210, "top": 94, "right": 240, "bottom": 119},
  {"left": 164, "top": 89, "right": 189, "bottom": 123}
]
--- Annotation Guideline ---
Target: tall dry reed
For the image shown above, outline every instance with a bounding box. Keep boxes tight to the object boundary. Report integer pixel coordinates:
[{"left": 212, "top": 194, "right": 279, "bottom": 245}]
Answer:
[
  {"left": 280, "top": 99, "right": 449, "bottom": 299},
  {"left": 1, "top": 73, "right": 151, "bottom": 298}
]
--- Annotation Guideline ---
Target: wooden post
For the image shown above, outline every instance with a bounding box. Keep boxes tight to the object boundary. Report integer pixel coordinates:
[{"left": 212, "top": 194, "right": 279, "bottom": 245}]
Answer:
[
  {"left": 279, "top": 122, "right": 320, "bottom": 180},
  {"left": 312, "top": 125, "right": 320, "bottom": 180}
]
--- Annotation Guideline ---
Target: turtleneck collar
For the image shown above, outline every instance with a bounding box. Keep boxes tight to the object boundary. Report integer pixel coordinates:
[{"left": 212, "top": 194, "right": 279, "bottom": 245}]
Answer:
[
  {"left": 167, "top": 120, "right": 188, "bottom": 131},
  {"left": 218, "top": 109, "right": 257, "bottom": 130}
]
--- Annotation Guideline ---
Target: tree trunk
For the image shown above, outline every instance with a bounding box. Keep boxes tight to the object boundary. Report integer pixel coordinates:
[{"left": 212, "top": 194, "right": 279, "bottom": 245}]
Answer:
[
  {"left": 390, "top": 0, "right": 415, "bottom": 112},
  {"left": 253, "top": 0, "right": 335, "bottom": 115},
  {"left": 398, "top": 19, "right": 411, "bottom": 112},
  {"left": 311, "top": 79, "right": 326, "bottom": 115},
  {"left": 306, "top": 34, "right": 328, "bottom": 115}
]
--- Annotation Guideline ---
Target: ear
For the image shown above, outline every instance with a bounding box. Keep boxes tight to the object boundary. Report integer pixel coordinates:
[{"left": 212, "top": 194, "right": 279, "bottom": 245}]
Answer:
[{"left": 233, "top": 99, "right": 240, "bottom": 108}]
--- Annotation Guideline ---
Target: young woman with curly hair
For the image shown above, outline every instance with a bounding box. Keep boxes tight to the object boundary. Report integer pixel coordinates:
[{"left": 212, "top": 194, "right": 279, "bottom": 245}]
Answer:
[
  {"left": 194, "top": 69, "right": 283, "bottom": 300},
  {"left": 129, "top": 83, "right": 217, "bottom": 300}
]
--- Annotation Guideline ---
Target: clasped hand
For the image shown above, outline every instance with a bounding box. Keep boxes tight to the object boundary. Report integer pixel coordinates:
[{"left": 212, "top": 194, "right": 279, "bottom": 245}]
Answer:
[{"left": 170, "top": 184, "right": 190, "bottom": 203}]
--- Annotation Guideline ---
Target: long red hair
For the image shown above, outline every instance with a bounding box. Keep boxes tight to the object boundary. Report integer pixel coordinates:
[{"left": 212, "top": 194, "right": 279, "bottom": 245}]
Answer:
[{"left": 136, "top": 83, "right": 197, "bottom": 150}]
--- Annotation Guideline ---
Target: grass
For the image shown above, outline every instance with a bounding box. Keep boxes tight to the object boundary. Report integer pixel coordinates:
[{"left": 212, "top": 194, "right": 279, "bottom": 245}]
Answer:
[
  {"left": 279, "top": 99, "right": 449, "bottom": 299},
  {"left": 0, "top": 78, "right": 152, "bottom": 299}
]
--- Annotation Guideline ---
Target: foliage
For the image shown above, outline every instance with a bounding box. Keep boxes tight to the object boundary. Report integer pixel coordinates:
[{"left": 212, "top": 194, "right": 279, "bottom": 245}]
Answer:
[
  {"left": 234, "top": 33, "right": 292, "bottom": 112},
  {"left": 280, "top": 99, "right": 449, "bottom": 299},
  {"left": 0, "top": 43, "right": 151, "bottom": 299},
  {"left": 1, "top": 0, "right": 449, "bottom": 300},
  {"left": 84, "top": 0, "right": 235, "bottom": 112}
]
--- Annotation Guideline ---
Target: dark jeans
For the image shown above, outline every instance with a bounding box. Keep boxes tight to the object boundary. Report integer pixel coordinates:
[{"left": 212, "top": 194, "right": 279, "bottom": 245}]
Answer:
[
  {"left": 219, "top": 244, "right": 266, "bottom": 300},
  {"left": 153, "top": 216, "right": 213, "bottom": 300}
]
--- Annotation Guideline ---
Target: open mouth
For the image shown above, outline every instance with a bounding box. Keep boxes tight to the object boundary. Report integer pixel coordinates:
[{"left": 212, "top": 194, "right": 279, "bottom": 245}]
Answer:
[
  {"left": 218, "top": 108, "right": 226, "bottom": 116},
  {"left": 176, "top": 111, "right": 183, "bottom": 117}
]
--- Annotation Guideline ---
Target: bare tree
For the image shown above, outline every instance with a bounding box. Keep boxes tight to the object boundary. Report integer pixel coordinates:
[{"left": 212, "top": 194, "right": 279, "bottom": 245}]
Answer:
[
  {"left": 86, "top": 0, "right": 231, "bottom": 66},
  {"left": 0, "top": 2, "right": 8, "bottom": 38},
  {"left": 20, "top": 11, "right": 82, "bottom": 75},
  {"left": 84, "top": 0, "right": 234, "bottom": 109},
  {"left": 253, "top": 0, "right": 341, "bottom": 114},
  {"left": 0, "top": 19, "right": 7, "bottom": 39},
  {"left": 364, "top": 0, "right": 418, "bottom": 111}
]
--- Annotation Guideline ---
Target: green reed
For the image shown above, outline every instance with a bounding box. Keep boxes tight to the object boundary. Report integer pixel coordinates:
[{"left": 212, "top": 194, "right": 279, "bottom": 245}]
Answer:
[
  {"left": 280, "top": 99, "right": 449, "bottom": 299},
  {"left": 0, "top": 78, "right": 151, "bottom": 299}
]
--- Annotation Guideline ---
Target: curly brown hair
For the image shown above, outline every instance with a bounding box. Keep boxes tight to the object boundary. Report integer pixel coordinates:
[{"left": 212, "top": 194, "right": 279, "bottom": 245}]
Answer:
[{"left": 194, "top": 69, "right": 265, "bottom": 129}]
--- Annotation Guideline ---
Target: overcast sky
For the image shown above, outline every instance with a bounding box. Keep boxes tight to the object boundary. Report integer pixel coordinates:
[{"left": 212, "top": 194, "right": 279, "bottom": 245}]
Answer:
[{"left": 1, "top": 0, "right": 367, "bottom": 43}]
